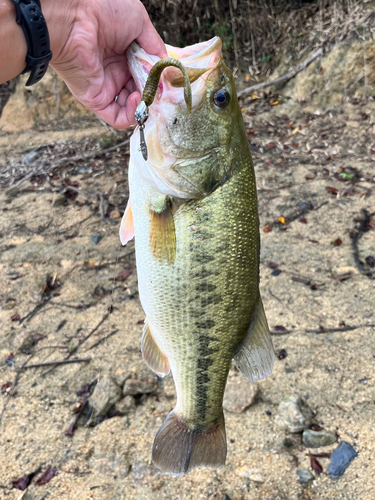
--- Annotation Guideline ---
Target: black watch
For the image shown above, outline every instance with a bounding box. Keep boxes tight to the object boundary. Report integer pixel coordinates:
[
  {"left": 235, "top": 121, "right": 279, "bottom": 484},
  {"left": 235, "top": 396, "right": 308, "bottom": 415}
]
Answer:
[{"left": 13, "top": 0, "right": 52, "bottom": 86}]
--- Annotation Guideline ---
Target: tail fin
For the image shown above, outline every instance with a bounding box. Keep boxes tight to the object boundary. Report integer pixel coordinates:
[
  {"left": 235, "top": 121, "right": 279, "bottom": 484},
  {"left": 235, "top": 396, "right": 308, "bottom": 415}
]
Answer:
[{"left": 152, "top": 410, "right": 226, "bottom": 476}]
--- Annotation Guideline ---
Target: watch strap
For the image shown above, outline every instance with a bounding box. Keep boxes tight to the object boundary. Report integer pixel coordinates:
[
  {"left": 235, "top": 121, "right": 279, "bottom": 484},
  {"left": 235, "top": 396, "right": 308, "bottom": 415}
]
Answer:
[{"left": 13, "top": 0, "right": 52, "bottom": 86}]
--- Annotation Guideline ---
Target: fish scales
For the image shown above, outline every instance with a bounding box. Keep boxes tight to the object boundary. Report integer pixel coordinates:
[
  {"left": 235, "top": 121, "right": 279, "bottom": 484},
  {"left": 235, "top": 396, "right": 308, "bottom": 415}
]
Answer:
[
  {"left": 121, "top": 36, "right": 275, "bottom": 475},
  {"left": 131, "top": 148, "right": 258, "bottom": 425}
]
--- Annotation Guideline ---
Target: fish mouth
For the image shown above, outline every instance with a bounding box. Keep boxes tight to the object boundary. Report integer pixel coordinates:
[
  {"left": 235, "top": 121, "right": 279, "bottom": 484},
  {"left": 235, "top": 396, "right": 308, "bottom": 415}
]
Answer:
[{"left": 127, "top": 37, "right": 222, "bottom": 98}]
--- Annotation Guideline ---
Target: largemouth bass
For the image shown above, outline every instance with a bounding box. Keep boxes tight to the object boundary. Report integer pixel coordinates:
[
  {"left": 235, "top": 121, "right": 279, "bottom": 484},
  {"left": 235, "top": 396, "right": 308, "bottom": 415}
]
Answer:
[{"left": 120, "top": 37, "right": 275, "bottom": 476}]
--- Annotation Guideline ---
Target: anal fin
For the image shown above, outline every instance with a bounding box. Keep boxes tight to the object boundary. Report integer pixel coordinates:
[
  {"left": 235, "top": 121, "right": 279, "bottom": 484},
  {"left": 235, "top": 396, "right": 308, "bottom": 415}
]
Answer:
[
  {"left": 149, "top": 198, "right": 176, "bottom": 264},
  {"left": 141, "top": 319, "right": 170, "bottom": 377},
  {"left": 234, "top": 297, "right": 275, "bottom": 383}
]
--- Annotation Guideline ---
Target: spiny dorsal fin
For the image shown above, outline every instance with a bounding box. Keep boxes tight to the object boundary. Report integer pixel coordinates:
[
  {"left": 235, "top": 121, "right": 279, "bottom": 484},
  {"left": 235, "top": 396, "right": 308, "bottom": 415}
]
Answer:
[
  {"left": 234, "top": 297, "right": 275, "bottom": 383},
  {"left": 119, "top": 200, "right": 135, "bottom": 245},
  {"left": 141, "top": 319, "right": 170, "bottom": 377},
  {"left": 149, "top": 199, "right": 176, "bottom": 264}
]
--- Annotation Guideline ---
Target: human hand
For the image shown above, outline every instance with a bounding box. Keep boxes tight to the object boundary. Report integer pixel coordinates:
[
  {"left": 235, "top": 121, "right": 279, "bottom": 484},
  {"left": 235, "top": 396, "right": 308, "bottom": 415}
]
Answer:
[{"left": 48, "top": 0, "right": 167, "bottom": 129}]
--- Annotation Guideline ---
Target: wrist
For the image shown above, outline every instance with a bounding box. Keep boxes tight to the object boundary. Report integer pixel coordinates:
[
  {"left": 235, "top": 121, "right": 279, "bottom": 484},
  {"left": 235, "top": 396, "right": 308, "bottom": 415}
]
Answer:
[
  {"left": 0, "top": 0, "right": 28, "bottom": 81},
  {"left": 0, "top": 0, "right": 78, "bottom": 85},
  {"left": 40, "top": 0, "right": 78, "bottom": 65}
]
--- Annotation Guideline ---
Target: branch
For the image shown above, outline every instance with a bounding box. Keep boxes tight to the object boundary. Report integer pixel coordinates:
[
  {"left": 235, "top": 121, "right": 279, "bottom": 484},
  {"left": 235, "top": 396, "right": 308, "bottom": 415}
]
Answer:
[
  {"left": 22, "top": 358, "right": 91, "bottom": 369},
  {"left": 238, "top": 48, "right": 323, "bottom": 98}
]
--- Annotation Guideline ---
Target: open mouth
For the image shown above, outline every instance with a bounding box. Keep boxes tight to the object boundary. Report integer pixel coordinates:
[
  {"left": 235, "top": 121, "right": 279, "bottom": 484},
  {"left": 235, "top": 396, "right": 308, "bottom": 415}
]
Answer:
[{"left": 127, "top": 37, "right": 223, "bottom": 96}]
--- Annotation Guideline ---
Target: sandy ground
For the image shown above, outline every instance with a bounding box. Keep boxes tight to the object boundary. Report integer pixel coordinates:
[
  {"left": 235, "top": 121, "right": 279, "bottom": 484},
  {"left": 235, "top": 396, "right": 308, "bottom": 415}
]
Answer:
[{"left": 0, "top": 90, "right": 374, "bottom": 500}]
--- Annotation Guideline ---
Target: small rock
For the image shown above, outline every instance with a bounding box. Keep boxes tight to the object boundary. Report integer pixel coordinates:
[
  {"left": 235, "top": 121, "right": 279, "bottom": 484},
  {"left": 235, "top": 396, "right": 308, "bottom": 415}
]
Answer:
[
  {"left": 114, "top": 396, "right": 136, "bottom": 414},
  {"left": 283, "top": 437, "right": 296, "bottom": 448},
  {"left": 223, "top": 370, "right": 258, "bottom": 413},
  {"left": 114, "top": 369, "right": 131, "bottom": 387},
  {"left": 23, "top": 150, "right": 41, "bottom": 165},
  {"left": 89, "top": 376, "right": 122, "bottom": 418},
  {"left": 327, "top": 441, "right": 358, "bottom": 479},
  {"left": 303, "top": 429, "right": 336, "bottom": 448},
  {"left": 91, "top": 235, "right": 102, "bottom": 245},
  {"left": 13, "top": 331, "right": 34, "bottom": 353},
  {"left": 346, "top": 121, "right": 360, "bottom": 128},
  {"left": 297, "top": 469, "right": 315, "bottom": 484},
  {"left": 93, "top": 443, "right": 130, "bottom": 479},
  {"left": 109, "top": 210, "right": 121, "bottom": 219},
  {"left": 123, "top": 377, "right": 157, "bottom": 396},
  {"left": 236, "top": 466, "right": 264, "bottom": 483},
  {"left": 275, "top": 396, "right": 313, "bottom": 433},
  {"left": 2, "top": 297, "right": 17, "bottom": 310},
  {"left": 131, "top": 460, "right": 158, "bottom": 485}
]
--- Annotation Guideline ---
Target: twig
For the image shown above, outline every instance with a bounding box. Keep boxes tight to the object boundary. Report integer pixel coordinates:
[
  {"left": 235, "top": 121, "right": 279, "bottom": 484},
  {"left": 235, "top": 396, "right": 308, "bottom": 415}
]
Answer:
[
  {"left": 49, "top": 301, "right": 96, "bottom": 310},
  {"left": 363, "top": 40, "right": 368, "bottom": 102},
  {"left": 352, "top": 209, "right": 373, "bottom": 276},
  {"left": 65, "top": 401, "right": 88, "bottom": 436},
  {"left": 238, "top": 48, "right": 323, "bottom": 98},
  {"left": 42, "top": 310, "right": 112, "bottom": 376},
  {"left": 19, "top": 296, "right": 52, "bottom": 324},
  {"left": 88, "top": 330, "right": 119, "bottom": 350},
  {"left": 5, "top": 138, "right": 130, "bottom": 193},
  {"left": 0, "top": 355, "right": 33, "bottom": 427},
  {"left": 80, "top": 256, "right": 132, "bottom": 271},
  {"left": 70, "top": 311, "right": 113, "bottom": 355},
  {"left": 22, "top": 358, "right": 91, "bottom": 369},
  {"left": 49, "top": 138, "right": 130, "bottom": 167},
  {"left": 5, "top": 171, "right": 35, "bottom": 193},
  {"left": 306, "top": 324, "right": 375, "bottom": 334}
]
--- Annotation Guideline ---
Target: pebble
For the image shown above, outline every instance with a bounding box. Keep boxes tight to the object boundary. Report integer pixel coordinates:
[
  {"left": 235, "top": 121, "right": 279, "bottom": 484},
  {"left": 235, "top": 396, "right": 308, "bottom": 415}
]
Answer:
[
  {"left": 13, "top": 331, "right": 35, "bottom": 353},
  {"left": 89, "top": 376, "right": 122, "bottom": 417},
  {"left": 114, "top": 369, "right": 131, "bottom": 388},
  {"left": 110, "top": 210, "right": 121, "bottom": 219},
  {"left": 297, "top": 469, "right": 315, "bottom": 484},
  {"left": 131, "top": 460, "right": 158, "bottom": 485},
  {"left": 91, "top": 235, "right": 102, "bottom": 244},
  {"left": 275, "top": 396, "right": 313, "bottom": 433},
  {"left": 303, "top": 429, "right": 336, "bottom": 448},
  {"left": 236, "top": 466, "right": 264, "bottom": 483},
  {"left": 327, "top": 441, "right": 358, "bottom": 479},
  {"left": 23, "top": 150, "right": 41, "bottom": 165},
  {"left": 93, "top": 442, "right": 130, "bottom": 479},
  {"left": 114, "top": 395, "right": 136, "bottom": 414},
  {"left": 123, "top": 377, "right": 158, "bottom": 396},
  {"left": 223, "top": 370, "right": 258, "bottom": 413}
]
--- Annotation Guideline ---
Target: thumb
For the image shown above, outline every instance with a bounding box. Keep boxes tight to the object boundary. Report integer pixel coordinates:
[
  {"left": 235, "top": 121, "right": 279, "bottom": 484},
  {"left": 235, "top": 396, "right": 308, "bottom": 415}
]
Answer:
[{"left": 136, "top": 17, "right": 168, "bottom": 59}]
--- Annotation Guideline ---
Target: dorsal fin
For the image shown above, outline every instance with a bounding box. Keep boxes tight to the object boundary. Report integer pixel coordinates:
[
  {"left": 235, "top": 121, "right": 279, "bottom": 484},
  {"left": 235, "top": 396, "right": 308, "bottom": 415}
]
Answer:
[{"left": 119, "top": 200, "right": 135, "bottom": 245}]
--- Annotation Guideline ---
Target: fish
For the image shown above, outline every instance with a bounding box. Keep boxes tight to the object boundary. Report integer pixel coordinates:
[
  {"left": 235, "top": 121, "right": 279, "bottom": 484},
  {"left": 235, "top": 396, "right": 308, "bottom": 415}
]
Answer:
[{"left": 120, "top": 36, "right": 275, "bottom": 476}]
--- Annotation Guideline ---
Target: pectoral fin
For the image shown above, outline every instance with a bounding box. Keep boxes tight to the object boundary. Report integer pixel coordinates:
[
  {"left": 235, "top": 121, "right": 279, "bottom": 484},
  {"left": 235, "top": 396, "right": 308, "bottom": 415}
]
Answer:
[
  {"left": 150, "top": 198, "right": 176, "bottom": 264},
  {"left": 119, "top": 200, "right": 135, "bottom": 245},
  {"left": 141, "top": 319, "right": 170, "bottom": 377},
  {"left": 234, "top": 297, "right": 275, "bottom": 383}
]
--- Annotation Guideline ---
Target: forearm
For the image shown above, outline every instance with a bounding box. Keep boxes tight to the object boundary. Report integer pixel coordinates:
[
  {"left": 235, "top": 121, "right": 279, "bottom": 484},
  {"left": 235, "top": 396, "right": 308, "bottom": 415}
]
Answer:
[
  {"left": 0, "top": 0, "right": 76, "bottom": 85},
  {"left": 0, "top": 0, "right": 27, "bottom": 83}
]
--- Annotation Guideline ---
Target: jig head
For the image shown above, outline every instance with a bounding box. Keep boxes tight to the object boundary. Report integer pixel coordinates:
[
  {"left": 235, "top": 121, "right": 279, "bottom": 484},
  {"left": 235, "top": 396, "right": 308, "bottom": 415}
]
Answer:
[{"left": 135, "top": 57, "right": 192, "bottom": 162}]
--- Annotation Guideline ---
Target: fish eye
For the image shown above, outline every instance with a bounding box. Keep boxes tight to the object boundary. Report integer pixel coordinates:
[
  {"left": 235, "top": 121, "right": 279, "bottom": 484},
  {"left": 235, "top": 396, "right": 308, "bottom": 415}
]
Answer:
[{"left": 213, "top": 89, "right": 230, "bottom": 109}]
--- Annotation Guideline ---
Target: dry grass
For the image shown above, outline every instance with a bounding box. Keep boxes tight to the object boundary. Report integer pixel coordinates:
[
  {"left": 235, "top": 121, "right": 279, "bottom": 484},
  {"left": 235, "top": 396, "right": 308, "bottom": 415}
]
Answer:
[{"left": 142, "top": 0, "right": 374, "bottom": 73}]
